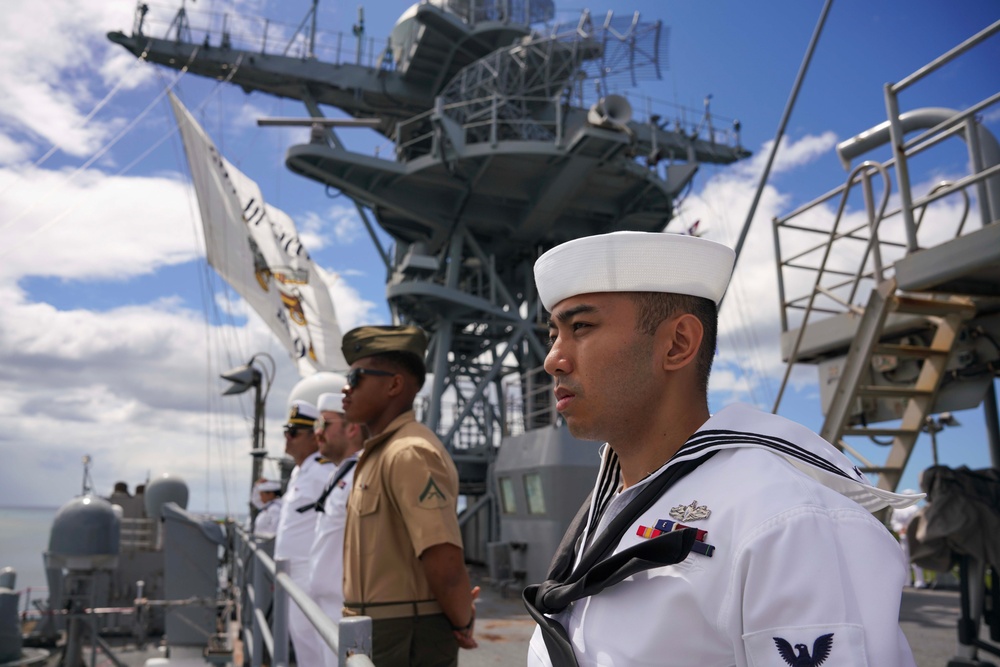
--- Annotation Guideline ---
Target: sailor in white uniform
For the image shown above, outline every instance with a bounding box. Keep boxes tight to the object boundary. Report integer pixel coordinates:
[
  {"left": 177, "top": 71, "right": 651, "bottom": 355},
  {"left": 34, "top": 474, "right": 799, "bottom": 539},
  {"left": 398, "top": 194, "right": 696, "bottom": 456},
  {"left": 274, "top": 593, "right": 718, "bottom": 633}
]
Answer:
[
  {"left": 250, "top": 479, "right": 283, "bottom": 537},
  {"left": 274, "top": 399, "right": 332, "bottom": 667},
  {"left": 891, "top": 491, "right": 927, "bottom": 587},
  {"left": 525, "top": 231, "right": 921, "bottom": 667},
  {"left": 308, "top": 390, "right": 364, "bottom": 667}
]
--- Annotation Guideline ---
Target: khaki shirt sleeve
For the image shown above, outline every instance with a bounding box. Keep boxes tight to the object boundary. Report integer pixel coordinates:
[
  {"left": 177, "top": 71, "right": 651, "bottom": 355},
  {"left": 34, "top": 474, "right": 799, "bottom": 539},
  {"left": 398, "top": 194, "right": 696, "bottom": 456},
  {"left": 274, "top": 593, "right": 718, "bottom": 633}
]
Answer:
[{"left": 384, "top": 438, "right": 463, "bottom": 557}]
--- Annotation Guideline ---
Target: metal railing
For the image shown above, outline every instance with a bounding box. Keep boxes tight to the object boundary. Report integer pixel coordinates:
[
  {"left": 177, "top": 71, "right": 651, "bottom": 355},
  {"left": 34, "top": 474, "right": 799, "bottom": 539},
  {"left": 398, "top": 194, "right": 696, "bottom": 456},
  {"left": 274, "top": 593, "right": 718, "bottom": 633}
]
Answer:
[
  {"left": 131, "top": 1, "right": 388, "bottom": 67},
  {"left": 772, "top": 20, "right": 1000, "bottom": 340},
  {"left": 231, "top": 526, "right": 375, "bottom": 667},
  {"left": 423, "top": 0, "right": 555, "bottom": 26},
  {"left": 394, "top": 90, "right": 745, "bottom": 163}
]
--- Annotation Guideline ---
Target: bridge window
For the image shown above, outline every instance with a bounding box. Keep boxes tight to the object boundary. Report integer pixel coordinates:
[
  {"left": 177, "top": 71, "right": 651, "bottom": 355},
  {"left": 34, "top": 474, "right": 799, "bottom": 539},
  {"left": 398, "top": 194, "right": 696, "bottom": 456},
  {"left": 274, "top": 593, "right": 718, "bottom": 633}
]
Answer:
[
  {"left": 498, "top": 476, "right": 517, "bottom": 514},
  {"left": 524, "top": 473, "right": 546, "bottom": 515}
]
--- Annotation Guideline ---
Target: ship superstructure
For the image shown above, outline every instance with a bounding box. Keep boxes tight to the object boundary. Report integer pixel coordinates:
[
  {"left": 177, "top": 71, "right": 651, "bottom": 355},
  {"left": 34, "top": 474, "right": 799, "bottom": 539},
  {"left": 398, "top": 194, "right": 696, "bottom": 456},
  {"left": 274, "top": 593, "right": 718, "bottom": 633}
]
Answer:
[{"left": 108, "top": 0, "right": 748, "bottom": 489}]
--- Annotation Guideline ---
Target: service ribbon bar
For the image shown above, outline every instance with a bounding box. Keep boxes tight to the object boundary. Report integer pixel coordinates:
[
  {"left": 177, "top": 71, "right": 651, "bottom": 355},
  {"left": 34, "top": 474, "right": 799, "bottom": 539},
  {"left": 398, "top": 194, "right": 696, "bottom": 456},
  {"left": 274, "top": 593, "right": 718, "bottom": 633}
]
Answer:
[
  {"left": 635, "top": 524, "right": 715, "bottom": 558},
  {"left": 653, "top": 518, "right": 708, "bottom": 542}
]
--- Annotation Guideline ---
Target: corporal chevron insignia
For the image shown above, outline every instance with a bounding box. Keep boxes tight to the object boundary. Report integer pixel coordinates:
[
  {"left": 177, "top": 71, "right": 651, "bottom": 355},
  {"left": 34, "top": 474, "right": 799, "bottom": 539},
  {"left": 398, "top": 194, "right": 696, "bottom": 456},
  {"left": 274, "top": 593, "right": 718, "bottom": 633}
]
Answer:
[
  {"left": 773, "top": 633, "right": 834, "bottom": 667},
  {"left": 419, "top": 477, "right": 446, "bottom": 503}
]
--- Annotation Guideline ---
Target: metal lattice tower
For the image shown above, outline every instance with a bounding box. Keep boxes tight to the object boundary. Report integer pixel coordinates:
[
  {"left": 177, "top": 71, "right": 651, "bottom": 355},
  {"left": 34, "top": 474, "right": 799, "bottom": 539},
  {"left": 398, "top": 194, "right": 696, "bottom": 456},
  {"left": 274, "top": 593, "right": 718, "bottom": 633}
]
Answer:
[{"left": 109, "top": 0, "right": 750, "bottom": 492}]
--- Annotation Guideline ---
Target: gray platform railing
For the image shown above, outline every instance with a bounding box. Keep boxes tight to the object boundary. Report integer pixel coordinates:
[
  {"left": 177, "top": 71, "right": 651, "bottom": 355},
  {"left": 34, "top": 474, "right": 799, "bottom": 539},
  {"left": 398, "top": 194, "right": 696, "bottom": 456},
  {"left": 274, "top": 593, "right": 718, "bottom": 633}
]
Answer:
[{"left": 231, "top": 526, "right": 374, "bottom": 667}]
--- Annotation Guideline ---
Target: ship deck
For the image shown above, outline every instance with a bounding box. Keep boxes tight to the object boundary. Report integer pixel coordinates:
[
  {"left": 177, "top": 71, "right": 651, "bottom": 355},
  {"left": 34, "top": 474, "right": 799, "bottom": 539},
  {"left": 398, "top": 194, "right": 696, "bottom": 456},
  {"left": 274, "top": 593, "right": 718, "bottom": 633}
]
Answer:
[
  {"left": 23, "top": 569, "right": 985, "bottom": 666},
  {"left": 460, "top": 569, "right": 986, "bottom": 667}
]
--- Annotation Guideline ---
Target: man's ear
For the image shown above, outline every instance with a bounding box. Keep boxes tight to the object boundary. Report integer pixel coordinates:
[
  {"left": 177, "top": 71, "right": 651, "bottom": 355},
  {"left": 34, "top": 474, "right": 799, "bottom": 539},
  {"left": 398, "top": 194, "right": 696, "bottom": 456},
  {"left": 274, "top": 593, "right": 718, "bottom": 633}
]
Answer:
[
  {"left": 386, "top": 372, "right": 406, "bottom": 398},
  {"left": 657, "top": 313, "right": 704, "bottom": 372}
]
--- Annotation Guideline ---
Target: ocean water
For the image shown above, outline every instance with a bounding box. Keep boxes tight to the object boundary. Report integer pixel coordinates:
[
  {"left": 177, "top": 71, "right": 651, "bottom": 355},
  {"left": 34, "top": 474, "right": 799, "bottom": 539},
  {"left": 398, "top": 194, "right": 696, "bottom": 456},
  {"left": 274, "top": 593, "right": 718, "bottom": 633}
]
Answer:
[{"left": 0, "top": 506, "right": 57, "bottom": 595}]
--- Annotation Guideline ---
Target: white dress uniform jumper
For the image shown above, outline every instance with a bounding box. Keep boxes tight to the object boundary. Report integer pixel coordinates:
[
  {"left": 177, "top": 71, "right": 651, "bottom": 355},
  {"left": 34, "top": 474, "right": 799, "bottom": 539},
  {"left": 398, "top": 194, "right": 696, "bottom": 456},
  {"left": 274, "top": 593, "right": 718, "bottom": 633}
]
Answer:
[
  {"left": 308, "top": 454, "right": 359, "bottom": 667},
  {"left": 525, "top": 403, "right": 920, "bottom": 667},
  {"left": 275, "top": 453, "right": 332, "bottom": 666},
  {"left": 252, "top": 498, "right": 282, "bottom": 537}
]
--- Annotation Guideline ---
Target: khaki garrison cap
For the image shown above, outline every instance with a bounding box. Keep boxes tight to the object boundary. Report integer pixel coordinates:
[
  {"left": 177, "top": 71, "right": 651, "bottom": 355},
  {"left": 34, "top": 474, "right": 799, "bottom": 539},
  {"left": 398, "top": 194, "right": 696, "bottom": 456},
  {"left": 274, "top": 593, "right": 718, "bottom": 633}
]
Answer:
[{"left": 342, "top": 325, "right": 429, "bottom": 366}]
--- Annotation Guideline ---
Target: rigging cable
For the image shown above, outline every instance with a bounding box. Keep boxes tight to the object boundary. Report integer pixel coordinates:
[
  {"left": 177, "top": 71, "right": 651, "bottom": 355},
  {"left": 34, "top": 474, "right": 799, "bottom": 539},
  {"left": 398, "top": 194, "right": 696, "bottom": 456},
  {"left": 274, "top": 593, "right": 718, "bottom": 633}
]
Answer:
[
  {"left": 149, "top": 54, "right": 251, "bottom": 515},
  {"left": 726, "top": 0, "right": 833, "bottom": 276},
  {"left": 0, "top": 44, "right": 203, "bottom": 249},
  {"left": 4, "top": 40, "right": 156, "bottom": 182},
  {"left": 717, "top": 223, "right": 775, "bottom": 407},
  {"left": 686, "top": 165, "right": 774, "bottom": 408},
  {"left": 709, "top": 0, "right": 834, "bottom": 414},
  {"left": 118, "top": 53, "right": 247, "bottom": 177},
  {"left": 170, "top": 115, "right": 240, "bottom": 516}
]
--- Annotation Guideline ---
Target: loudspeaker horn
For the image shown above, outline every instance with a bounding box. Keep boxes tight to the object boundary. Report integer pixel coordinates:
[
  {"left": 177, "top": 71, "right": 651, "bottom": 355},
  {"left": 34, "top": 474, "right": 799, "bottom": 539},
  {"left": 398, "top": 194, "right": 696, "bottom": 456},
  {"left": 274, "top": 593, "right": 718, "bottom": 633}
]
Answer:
[{"left": 587, "top": 94, "right": 633, "bottom": 128}]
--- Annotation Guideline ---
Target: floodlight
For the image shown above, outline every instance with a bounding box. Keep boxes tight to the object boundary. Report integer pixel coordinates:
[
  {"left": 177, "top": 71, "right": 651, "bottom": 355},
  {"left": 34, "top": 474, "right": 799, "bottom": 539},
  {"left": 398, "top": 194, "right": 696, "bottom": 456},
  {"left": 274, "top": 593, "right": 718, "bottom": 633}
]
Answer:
[
  {"left": 221, "top": 364, "right": 262, "bottom": 395},
  {"left": 938, "top": 412, "right": 961, "bottom": 427}
]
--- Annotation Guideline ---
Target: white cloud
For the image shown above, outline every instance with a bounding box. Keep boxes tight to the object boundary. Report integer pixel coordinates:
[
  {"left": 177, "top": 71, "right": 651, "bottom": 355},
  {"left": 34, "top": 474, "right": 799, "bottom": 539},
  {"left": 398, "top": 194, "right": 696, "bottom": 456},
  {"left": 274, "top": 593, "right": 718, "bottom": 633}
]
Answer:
[
  {"left": 322, "top": 268, "right": 378, "bottom": 331},
  {"left": 0, "top": 165, "right": 201, "bottom": 282},
  {"left": 980, "top": 106, "right": 1000, "bottom": 126},
  {"left": 699, "top": 129, "right": 986, "bottom": 416},
  {"left": 332, "top": 211, "right": 364, "bottom": 244},
  {"left": 0, "top": 134, "right": 32, "bottom": 165},
  {"left": 0, "top": 272, "right": 315, "bottom": 510},
  {"left": 737, "top": 132, "right": 839, "bottom": 179},
  {"left": 298, "top": 204, "right": 364, "bottom": 250},
  {"left": 214, "top": 291, "right": 251, "bottom": 319},
  {"left": 0, "top": 0, "right": 148, "bottom": 163},
  {"left": 298, "top": 211, "right": 329, "bottom": 252},
  {"left": 689, "top": 133, "right": 847, "bottom": 409}
]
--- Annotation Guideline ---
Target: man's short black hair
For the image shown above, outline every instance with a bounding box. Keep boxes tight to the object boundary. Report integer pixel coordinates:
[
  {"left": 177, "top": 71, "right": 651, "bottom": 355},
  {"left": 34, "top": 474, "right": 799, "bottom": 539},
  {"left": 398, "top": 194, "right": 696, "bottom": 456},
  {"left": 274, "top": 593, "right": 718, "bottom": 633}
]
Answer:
[
  {"left": 629, "top": 292, "right": 718, "bottom": 395},
  {"left": 372, "top": 351, "right": 427, "bottom": 390}
]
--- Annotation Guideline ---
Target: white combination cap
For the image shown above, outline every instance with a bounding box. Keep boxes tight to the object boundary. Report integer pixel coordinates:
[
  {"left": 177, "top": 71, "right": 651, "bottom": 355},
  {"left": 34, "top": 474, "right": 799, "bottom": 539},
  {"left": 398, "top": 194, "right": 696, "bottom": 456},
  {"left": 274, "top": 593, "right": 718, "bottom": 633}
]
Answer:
[
  {"left": 534, "top": 231, "right": 736, "bottom": 311},
  {"left": 317, "top": 392, "right": 344, "bottom": 414},
  {"left": 254, "top": 479, "right": 282, "bottom": 493},
  {"left": 286, "top": 399, "right": 318, "bottom": 426}
]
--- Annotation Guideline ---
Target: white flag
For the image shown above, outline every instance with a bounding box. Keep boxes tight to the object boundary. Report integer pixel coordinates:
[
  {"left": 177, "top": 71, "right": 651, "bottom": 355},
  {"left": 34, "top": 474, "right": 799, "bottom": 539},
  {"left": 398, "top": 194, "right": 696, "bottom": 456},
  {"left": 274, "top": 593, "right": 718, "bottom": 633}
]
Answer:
[{"left": 169, "top": 92, "right": 347, "bottom": 375}]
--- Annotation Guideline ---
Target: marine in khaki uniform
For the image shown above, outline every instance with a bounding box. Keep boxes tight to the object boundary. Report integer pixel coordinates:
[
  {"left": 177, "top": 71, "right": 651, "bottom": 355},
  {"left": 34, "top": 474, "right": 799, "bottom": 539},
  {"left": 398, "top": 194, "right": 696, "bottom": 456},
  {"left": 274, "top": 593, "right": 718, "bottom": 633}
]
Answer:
[{"left": 341, "top": 325, "right": 478, "bottom": 667}]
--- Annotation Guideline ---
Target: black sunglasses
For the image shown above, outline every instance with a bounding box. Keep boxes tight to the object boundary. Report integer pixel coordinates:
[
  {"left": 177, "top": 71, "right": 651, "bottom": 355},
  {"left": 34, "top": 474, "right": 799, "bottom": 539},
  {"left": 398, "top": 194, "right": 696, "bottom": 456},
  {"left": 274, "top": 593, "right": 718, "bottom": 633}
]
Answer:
[
  {"left": 347, "top": 367, "right": 395, "bottom": 388},
  {"left": 283, "top": 425, "right": 310, "bottom": 437}
]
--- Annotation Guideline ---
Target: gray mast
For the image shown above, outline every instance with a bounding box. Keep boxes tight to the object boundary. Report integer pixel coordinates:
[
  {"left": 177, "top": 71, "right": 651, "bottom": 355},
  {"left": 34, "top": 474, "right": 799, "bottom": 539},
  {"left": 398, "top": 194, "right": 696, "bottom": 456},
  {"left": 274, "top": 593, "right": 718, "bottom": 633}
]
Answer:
[{"left": 108, "top": 0, "right": 749, "bottom": 494}]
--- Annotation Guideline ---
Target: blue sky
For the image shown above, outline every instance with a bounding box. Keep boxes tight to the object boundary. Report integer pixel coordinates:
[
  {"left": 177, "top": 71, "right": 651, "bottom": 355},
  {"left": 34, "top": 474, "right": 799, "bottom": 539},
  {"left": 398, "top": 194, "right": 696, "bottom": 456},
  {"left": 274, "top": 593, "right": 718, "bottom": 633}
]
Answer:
[{"left": 0, "top": 0, "right": 997, "bottom": 516}]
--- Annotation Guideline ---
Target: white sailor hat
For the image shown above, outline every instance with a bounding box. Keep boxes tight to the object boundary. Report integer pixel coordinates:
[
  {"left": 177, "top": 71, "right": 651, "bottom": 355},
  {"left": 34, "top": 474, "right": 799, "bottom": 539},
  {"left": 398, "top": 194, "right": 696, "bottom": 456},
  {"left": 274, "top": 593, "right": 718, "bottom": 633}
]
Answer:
[
  {"left": 317, "top": 392, "right": 344, "bottom": 414},
  {"left": 534, "top": 231, "right": 736, "bottom": 311},
  {"left": 286, "top": 399, "right": 318, "bottom": 427},
  {"left": 254, "top": 479, "right": 282, "bottom": 493}
]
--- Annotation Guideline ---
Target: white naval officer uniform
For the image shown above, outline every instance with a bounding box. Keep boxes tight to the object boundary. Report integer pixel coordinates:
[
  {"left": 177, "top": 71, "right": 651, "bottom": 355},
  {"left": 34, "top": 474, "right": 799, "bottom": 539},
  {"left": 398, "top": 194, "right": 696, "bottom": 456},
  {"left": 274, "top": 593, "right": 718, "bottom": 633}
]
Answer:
[
  {"left": 528, "top": 403, "right": 919, "bottom": 667},
  {"left": 890, "top": 500, "right": 926, "bottom": 587},
  {"left": 308, "top": 453, "right": 359, "bottom": 667},
  {"left": 275, "top": 453, "right": 332, "bottom": 666},
  {"left": 253, "top": 498, "right": 283, "bottom": 537}
]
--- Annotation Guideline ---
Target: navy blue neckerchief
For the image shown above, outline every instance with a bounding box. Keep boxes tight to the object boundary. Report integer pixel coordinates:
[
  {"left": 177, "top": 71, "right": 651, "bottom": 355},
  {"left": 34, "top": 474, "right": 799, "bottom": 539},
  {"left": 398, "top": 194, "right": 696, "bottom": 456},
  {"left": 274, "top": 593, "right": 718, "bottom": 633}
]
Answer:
[
  {"left": 295, "top": 458, "right": 357, "bottom": 514},
  {"left": 522, "top": 451, "right": 716, "bottom": 667}
]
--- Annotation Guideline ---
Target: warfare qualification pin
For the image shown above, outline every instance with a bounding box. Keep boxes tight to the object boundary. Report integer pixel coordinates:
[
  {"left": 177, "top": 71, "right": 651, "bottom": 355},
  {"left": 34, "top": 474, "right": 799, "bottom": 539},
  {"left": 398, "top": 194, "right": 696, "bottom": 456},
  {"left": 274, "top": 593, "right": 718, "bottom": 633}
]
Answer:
[{"left": 669, "top": 500, "right": 711, "bottom": 522}]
